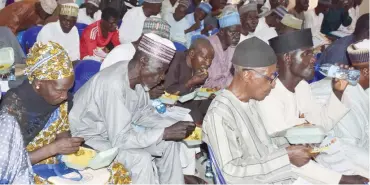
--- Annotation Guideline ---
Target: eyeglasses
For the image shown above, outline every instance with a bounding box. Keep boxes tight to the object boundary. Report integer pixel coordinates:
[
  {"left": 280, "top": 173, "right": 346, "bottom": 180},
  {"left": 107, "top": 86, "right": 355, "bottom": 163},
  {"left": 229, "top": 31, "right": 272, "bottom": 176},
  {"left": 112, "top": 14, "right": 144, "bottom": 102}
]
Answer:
[{"left": 243, "top": 69, "right": 279, "bottom": 84}]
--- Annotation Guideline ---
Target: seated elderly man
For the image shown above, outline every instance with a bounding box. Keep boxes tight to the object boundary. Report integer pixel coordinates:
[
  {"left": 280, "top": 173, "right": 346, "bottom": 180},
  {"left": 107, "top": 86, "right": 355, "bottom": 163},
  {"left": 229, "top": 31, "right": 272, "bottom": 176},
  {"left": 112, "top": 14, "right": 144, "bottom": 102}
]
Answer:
[
  {"left": 309, "top": 40, "right": 369, "bottom": 177},
  {"left": 0, "top": 0, "right": 57, "bottom": 33},
  {"left": 37, "top": 3, "right": 80, "bottom": 62},
  {"left": 203, "top": 37, "right": 314, "bottom": 184},
  {"left": 77, "top": 0, "right": 102, "bottom": 25},
  {"left": 158, "top": 38, "right": 214, "bottom": 125},
  {"left": 80, "top": 7, "right": 120, "bottom": 61},
  {"left": 204, "top": 5, "right": 241, "bottom": 89},
  {"left": 100, "top": 17, "right": 170, "bottom": 71},
  {"left": 69, "top": 33, "right": 195, "bottom": 184},
  {"left": 256, "top": 29, "right": 368, "bottom": 184},
  {"left": 238, "top": 2, "right": 259, "bottom": 42}
]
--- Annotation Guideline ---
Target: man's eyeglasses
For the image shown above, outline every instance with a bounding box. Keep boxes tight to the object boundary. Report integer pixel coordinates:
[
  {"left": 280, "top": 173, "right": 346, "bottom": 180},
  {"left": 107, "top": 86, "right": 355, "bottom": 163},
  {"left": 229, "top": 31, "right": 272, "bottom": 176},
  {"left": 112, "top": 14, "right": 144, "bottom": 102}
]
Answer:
[{"left": 243, "top": 69, "right": 279, "bottom": 84}]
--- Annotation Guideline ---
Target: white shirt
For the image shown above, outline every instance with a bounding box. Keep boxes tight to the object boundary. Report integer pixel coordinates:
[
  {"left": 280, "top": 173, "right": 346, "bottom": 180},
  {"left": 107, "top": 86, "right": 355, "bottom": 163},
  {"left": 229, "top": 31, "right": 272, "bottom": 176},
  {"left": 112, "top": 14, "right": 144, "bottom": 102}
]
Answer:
[
  {"left": 119, "top": 7, "right": 161, "bottom": 44},
  {"left": 239, "top": 17, "right": 278, "bottom": 45},
  {"left": 338, "top": 6, "right": 360, "bottom": 34},
  {"left": 163, "top": 13, "right": 189, "bottom": 46},
  {"left": 0, "top": 0, "right": 6, "bottom": 10},
  {"left": 304, "top": 10, "right": 330, "bottom": 47},
  {"left": 100, "top": 43, "right": 136, "bottom": 71},
  {"left": 77, "top": 8, "right": 102, "bottom": 25},
  {"left": 160, "top": 0, "right": 178, "bottom": 18},
  {"left": 37, "top": 21, "right": 80, "bottom": 61}
]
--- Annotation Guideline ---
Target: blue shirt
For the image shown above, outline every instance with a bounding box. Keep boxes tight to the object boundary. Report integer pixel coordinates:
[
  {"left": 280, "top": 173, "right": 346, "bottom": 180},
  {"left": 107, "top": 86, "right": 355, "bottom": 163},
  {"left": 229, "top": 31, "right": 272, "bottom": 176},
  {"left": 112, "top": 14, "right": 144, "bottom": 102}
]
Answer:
[{"left": 317, "top": 35, "right": 355, "bottom": 65}]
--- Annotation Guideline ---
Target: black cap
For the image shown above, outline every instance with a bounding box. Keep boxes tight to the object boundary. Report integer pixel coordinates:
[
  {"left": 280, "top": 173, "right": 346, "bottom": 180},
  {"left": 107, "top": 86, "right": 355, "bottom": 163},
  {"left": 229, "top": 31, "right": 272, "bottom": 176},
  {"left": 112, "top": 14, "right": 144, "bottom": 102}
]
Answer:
[
  {"left": 232, "top": 37, "right": 277, "bottom": 68},
  {"left": 269, "top": 29, "right": 313, "bottom": 54}
]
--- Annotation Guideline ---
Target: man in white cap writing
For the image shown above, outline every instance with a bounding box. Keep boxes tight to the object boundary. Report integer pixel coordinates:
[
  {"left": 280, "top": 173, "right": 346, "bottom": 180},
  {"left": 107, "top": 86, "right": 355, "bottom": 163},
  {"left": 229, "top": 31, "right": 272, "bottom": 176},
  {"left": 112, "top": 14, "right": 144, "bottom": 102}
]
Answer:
[
  {"left": 77, "top": 0, "right": 102, "bottom": 25},
  {"left": 37, "top": 3, "right": 80, "bottom": 62},
  {"left": 69, "top": 33, "right": 194, "bottom": 184},
  {"left": 0, "top": 0, "right": 57, "bottom": 34},
  {"left": 119, "top": 0, "right": 163, "bottom": 44}
]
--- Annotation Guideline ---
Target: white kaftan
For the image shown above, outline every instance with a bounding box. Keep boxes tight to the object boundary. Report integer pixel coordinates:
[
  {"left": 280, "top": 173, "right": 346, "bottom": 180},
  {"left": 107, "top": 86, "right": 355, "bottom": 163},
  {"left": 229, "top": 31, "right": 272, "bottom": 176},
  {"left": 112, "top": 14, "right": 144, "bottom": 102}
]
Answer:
[
  {"left": 100, "top": 43, "right": 136, "bottom": 71},
  {"left": 202, "top": 89, "right": 342, "bottom": 184},
  {"left": 304, "top": 10, "right": 330, "bottom": 47},
  {"left": 163, "top": 13, "right": 190, "bottom": 46},
  {"left": 238, "top": 17, "right": 277, "bottom": 45},
  {"left": 69, "top": 61, "right": 184, "bottom": 184},
  {"left": 77, "top": 8, "right": 102, "bottom": 25},
  {"left": 36, "top": 21, "right": 80, "bottom": 61},
  {"left": 310, "top": 78, "right": 369, "bottom": 177},
  {"left": 338, "top": 6, "right": 360, "bottom": 34}
]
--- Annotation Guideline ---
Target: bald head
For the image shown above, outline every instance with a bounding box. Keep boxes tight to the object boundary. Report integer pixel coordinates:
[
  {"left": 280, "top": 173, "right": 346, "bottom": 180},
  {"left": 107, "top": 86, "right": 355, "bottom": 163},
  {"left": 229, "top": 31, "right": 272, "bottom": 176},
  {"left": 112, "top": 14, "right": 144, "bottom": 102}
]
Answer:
[{"left": 188, "top": 38, "right": 215, "bottom": 70}]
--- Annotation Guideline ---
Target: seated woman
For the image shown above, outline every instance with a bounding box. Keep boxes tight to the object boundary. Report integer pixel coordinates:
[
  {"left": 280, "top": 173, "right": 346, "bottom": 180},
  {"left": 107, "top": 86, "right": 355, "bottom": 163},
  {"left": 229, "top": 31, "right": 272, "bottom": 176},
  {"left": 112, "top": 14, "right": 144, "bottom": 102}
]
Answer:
[{"left": 0, "top": 41, "right": 130, "bottom": 184}]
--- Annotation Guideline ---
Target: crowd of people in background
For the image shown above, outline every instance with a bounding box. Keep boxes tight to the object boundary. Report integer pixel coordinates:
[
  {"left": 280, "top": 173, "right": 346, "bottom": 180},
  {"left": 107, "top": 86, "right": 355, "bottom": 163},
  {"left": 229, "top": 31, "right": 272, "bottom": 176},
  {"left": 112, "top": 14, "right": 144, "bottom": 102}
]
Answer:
[{"left": 0, "top": 0, "right": 369, "bottom": 184}]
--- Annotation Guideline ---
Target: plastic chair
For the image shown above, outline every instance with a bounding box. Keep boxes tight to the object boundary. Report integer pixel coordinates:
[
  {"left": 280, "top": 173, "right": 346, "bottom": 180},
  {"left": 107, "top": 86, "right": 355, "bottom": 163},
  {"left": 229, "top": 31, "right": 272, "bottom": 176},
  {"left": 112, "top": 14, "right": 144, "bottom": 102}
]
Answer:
[
  {"left": 173, "top": 42, "right": 187, "bottom": 52},
  {"left": 70, "top": 60, "right": 101, "bottom": 94},
  {"left": 22, "top": 26, "right": 42, "bottom": 54},
  {"left": 75, "top": 23, "right": 88, "bottom": 37},
  {"left": 207, "top": 145, "right": 226, "bottom": 184},
  {"left": 16, "top": 30, "right": 26, "bottom": 54}
]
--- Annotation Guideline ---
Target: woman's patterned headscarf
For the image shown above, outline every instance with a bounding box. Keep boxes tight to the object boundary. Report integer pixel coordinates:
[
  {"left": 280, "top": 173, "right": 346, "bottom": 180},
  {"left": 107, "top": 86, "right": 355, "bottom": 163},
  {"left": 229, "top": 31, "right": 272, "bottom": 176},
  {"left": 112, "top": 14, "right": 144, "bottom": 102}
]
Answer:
[{"left": 24, "top": 41, "right": 74, "bottom": 83}]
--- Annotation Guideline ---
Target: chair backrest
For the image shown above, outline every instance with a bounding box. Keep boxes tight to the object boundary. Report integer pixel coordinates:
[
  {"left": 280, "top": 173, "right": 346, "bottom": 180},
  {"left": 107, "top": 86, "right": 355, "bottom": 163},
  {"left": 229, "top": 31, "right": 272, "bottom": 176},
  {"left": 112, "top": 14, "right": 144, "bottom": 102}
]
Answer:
[
  {"left": 75, "top": 23, "right": 88, "bottom": 37},
  {"left": 70, "top": 60, "right": 101, "bottom": 94},
  {"left": 22, "top": 26, "right": 43, "bottom": 54},
  {"left": 207, "top": 145, "right": 227, "bottom": 184},
  {"left": 173, "top": 42, "right": 187, "bottom": 52}
]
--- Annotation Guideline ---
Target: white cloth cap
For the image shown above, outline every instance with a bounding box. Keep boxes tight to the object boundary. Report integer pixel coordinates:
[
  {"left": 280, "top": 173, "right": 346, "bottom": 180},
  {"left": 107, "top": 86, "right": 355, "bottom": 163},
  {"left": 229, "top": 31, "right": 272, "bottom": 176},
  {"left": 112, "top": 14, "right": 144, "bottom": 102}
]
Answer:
[{"left": 40, "top": 0, "right": 58, "bottom": 14}]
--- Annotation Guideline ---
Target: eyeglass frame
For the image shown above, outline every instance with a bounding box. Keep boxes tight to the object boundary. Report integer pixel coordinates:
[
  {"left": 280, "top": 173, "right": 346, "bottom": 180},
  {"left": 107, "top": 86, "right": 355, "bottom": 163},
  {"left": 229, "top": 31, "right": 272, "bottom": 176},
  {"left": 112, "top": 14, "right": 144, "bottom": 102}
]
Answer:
[{"left": 242, "top": 68, "right": 279, "bottom": 84}]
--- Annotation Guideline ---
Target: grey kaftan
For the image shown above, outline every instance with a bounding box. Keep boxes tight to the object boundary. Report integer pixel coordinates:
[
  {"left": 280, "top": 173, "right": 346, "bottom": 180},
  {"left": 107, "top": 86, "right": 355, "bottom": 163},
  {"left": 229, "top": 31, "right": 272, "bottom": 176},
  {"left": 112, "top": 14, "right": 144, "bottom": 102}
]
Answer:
[{"left": 69, "top": 61, "right": 184, "bottom": 184}]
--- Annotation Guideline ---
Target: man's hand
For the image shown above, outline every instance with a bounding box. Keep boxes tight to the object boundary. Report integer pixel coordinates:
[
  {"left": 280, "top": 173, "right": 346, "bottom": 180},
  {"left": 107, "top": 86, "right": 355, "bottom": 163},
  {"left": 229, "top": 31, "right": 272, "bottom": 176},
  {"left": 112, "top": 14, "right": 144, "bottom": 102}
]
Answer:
[
  {"left": 339, "top": 175, "right": 369, "bottom": 184},
  {"left": 149, "top": 84, "right": 165, "bottom": 99},
  {"left": 50, "top": 137, "right": 84, "bottom": 155},
  {"left": 286, "top": 145, "right": 312, "bottom": 167},
  {"left": 332, "top": 64, "right": 352, "bottom": 92},
  {"left": 186, "top": 72, "right": 208, "bottom": 88},
  {"left": 163, "top": 121, "right": 196, "bottom": 141}
]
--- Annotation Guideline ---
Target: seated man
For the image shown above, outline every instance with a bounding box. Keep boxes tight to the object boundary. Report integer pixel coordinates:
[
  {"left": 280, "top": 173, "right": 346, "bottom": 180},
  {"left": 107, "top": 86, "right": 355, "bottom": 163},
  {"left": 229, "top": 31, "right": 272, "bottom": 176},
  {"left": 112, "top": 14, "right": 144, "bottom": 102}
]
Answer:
[
  {"left": 321, "top": 0, "right": 352, "bottom": 35},
  {"left": 184, "top": 2, "right": 212, "bottom": 48},
  {"left": 205, "top": 6, "right": 241, "bottom": 89},
  {"left": 0, "top": 0, "right": 57, "bottom": 34},
  {"left": 257, "top": 29, "right": 368, "bottom": 183},
  {"left": 203, "top": 37, "right": 312, "bottom": 184},
  {"left": 289, "top": 0, "right": 309, "bottom": 21},
  {"left": 100, "top": 17, "right": 170, "bottom": 70},
  {"left": 80, "top": 7, "right": 120, "bottom": 61},
  {"left": 163, "top": 0, "right": 191, "bottom": 46},
  {"left": 119, "top": 0, "right": 163, "bottom": 44},
  {"left": 77, "top": 0, "right": 102, "bottom": 25},
  {"left": 318, "top": 14, "right": 369, "bottom": 65},
  {"left": 69, "top": 33, "right": 195, "bottom": 184},
  {"left": 238, "top": 2, "right": 259, "bottom": 42},
  {"left": 0, "top": 26, "right": 26, "bottom": 64},
  {"left": 161, "top": 38, "right": 215, "bottom": 125},
  {"left": 309, "top": 40, "right": 369, "bottom": 177},
  {"left": 37, "top": 3, "right": 80, "bottom": 62}
]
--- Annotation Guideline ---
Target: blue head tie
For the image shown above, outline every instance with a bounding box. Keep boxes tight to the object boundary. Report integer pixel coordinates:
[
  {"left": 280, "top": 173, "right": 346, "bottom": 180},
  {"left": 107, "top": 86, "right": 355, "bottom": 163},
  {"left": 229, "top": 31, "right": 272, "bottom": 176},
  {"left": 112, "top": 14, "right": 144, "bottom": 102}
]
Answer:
[
  {"left": 219, "top": 12, "right": 241, "bottom": 28},
  {"left": 198, "top": 2, "right": 212, "bottom": 14}
]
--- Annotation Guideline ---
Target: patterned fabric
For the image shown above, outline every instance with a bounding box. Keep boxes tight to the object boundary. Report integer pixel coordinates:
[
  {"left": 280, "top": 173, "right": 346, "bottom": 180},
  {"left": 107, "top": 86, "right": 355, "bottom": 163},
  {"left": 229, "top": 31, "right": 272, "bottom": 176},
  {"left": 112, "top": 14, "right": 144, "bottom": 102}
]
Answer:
[
  {"left": 273, "top": 5, "right": 288, "bottom": 19},
  {"left": 143, "top": 0, "right": 163, "bottom": 4},
  {"left": 239, "top": 1, "right": 257, "bottom": 15},
  {"left": 0, "top": 113, "right": 34, "bottom": 184},
  {"left": 24, "top": 41, "right": 74, "bottom": 83},
  {"left": 138, "top": 33, "right": 176, "bottom": 64},
  {"left": 87, "top": 0, "right": 100, "bottom": 7},
  {"left": 107, "top": 162, "right": 132, "bottom": 184},
  {"left": 219, "top": 11, "right": 241, "bottom": 28},
  {"left": 40, "top": 0, "right": 57, "bottom": 14},
  {"left": 60, "top": 3, "right": 79, "bottom": 17},
  {"left": 178, "top": 0, "right": 190, "bottom": 9},
  {"left": 347, "top": 39, "right": 370, "bottom": 64},
  {"left": 143, "top": 17, "right": 171, "bottom": 39}
]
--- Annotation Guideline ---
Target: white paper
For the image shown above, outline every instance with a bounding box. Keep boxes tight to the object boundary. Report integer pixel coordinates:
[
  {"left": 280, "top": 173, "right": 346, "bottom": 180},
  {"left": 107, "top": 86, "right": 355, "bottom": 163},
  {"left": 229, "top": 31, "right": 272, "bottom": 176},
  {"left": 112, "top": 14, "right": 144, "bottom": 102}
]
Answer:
[
  {"left": 330, "top": 30, "right": 351, "bottom": 38},
  {"left": 160, "top": 106, "right": 191, "bottom": 121}
]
